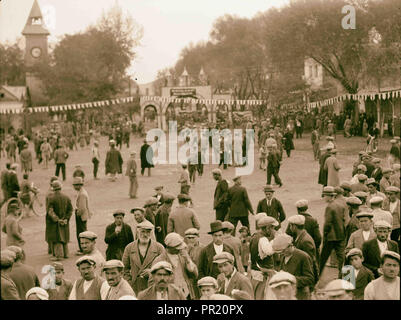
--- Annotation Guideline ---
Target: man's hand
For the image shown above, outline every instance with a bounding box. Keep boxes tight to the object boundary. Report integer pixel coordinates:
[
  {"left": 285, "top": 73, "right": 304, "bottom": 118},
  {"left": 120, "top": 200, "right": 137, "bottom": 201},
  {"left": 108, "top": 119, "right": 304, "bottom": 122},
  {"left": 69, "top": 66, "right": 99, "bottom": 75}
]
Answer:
[{"left": 115, "top": 226, "right": 122, "bottom": 233}]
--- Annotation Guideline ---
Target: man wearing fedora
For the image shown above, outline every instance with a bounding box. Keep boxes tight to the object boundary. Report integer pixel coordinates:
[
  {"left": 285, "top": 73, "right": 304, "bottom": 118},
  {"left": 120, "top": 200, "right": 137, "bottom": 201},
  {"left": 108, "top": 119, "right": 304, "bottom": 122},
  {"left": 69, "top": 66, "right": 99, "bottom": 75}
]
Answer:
[
  {"left": 105, "top": 211, "right": 134, "bottom": 260},
  {"left": 105, "top": 140, "right": 123, "bottom": 181},
  {"left": 227, "top": 176, "right": 254, "bottom": 235},
  {"left": 256, "top": 185, "right": 286, "bottom": 227},
  {"left": 73, "top": 177, "right": 91, "bottom": 255},
  {"left": 126, "top": 151, "right": 138, "bottom": 198},
  {"left": 47, "top": 180, "right": 73, "bottom": 261},
  {"left": 198, "top": 221, "right": 237, "bottom": 279}
]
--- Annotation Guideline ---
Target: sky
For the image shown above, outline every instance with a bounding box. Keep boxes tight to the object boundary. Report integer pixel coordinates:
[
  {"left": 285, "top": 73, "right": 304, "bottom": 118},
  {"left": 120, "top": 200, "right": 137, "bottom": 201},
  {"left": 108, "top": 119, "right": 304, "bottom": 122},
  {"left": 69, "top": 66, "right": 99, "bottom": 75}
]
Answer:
[{"left": 0, "top": 0, "right": 288, "bottom": 84}]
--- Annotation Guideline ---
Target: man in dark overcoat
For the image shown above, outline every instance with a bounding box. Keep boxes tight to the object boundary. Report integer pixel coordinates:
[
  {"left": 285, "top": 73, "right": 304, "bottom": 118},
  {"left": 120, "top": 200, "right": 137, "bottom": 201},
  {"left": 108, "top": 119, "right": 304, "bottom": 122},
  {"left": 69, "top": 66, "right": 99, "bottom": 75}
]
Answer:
[
  {"left": 140, "top": 139, "right": 153, "bottom": 176},
  {"left": 212, "top": 169, "right": 229, "bottom": 221},
  {"left": 104, "top": 211, "right": 134, "bottom": 260},
  {"left": 105, "top": 140, "right": 123, "bottom": 181},
  {"left": 256, "top": 185, "right": 286, "bottom": 227}
]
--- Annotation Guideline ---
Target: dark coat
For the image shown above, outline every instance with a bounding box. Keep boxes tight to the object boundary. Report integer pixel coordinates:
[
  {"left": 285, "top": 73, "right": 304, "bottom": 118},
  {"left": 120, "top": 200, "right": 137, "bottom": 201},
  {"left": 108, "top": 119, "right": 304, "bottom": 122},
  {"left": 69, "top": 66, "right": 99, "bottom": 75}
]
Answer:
[
  {"left": 217, "top": 270, "right": 254, "bottom": 299},
  {"left": 283, "top": 132, "right": 294, "bottom": 150},
  {"left": 214, "top": 179, "right": 229, "bottom": 210},
  {"left": 105, "top": 148, "right": 123, "bottom": 174},
  {"left": 278, "top": 248, "right": 315, "bottom": 300},
  {"left": 323, "top": 201, "right": 346, "bottom": 242},
  {"left": 6, "top": 171, "right": 19, "bottom": 199},
  {"left": 267, "top": 151, "right": 280, "bottom": 170},
  {"left": 137, "top": 284, "right": 186, "bottom": 300},
  {"left": 155, "top": 204, "right": 171, "bottom": 246},
  {"left": 9, "top": 262, "right": 40, "bottom": 300},
  {"left": 227, "top": 185, "right": 253, "bottom": 218},
  {"left": 105, "top": 222, "right": 134, "bottom": 260},
  {"left": 293, "top": 230, "right": 319, "bottom": 283},
  {"left": 47, "top": 279, "right": 73, "bottom": 300},
  {"left": 371, "top": 167, "right": 383, "bottom": 183},
  {"left": 390, "top": 145, "right": 400, "bottom": 160},
  {"left": 318, "top": 152, "right": 331, "bottom": 186},
  {"left": 198, "top": 242, "right": 236, "bottom": 279},
  {"left": 249, "top": 233, "right": 275, "bottom": 270},
  {"left": 362, "top": 239, "right": 399, "bottom": 278},
  {"left": 47, "top": 191, "right": 73, "bottom": 243},
  {"left": 256, "top": 198, "right": 286, "bottom": 223},
  {"left": 353, "top": 265, "right": 375, "bottom": 300},
  {"left": 140, "top": 143, "right": 154, "bottom": 169},
  {"left": 286, "top": 212, "right": 321, "bottom": 253}
]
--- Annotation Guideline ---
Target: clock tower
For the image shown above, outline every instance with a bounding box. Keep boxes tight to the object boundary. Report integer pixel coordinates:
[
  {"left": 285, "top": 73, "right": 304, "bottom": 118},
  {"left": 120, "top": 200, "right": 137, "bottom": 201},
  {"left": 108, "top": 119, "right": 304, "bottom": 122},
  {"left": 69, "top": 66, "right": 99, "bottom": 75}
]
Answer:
[{"left": 22, "top": 0, "right": 49, "bottom": 105}]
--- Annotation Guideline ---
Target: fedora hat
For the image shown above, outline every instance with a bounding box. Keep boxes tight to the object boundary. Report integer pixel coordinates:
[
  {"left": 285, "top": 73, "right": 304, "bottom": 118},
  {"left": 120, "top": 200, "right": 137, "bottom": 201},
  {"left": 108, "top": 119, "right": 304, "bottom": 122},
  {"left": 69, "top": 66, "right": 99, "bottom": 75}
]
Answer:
[{"left": 208, "top": 220, "right": 224, "bottom": 234}]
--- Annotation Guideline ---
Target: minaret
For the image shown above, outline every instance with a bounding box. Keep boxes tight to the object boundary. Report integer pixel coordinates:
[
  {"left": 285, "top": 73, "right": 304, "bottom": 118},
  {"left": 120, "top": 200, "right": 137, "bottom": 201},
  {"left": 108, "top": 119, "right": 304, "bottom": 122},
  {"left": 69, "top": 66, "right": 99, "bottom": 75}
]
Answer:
[
  {"left": 22, "top": 0, "right": 50, "bottom": 105},
  {"left": 179, "top": 67, "right": 189, "bottom": 87},
  {"left": 199, "top": 66, "right": 207, "bottom": 85},
  {"left": 165, "top": 69, "right": 174, "bottom": 87}
]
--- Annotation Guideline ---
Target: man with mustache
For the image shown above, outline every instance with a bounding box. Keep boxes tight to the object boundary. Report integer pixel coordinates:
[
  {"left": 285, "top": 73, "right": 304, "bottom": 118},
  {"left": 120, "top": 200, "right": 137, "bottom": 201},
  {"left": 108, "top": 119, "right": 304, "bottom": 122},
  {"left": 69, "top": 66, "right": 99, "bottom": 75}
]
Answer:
[
  {"left": 100, "top": 260, "right": 135, "bottom": 300},
  {"left": 137, "top": 261, "right": 186, "bottom": 300}
]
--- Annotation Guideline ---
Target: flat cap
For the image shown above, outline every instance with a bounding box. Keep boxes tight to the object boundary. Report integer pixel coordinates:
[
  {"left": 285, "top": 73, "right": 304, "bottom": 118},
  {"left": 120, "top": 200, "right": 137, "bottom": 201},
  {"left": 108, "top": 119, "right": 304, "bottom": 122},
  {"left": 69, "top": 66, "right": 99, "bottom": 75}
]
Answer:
[
  {"left": 385, "top": 186, "right": 400, "bottom": 193},
  {"left": 130, "top": 207, "right": 145, "bottom": 214},
  {"left": 324, "top": 279, "right": 355, "bottom": 296},
  {"left": 372, "top": 158, "right": 381, "bottom": 164},
  {"left": 255, "top": 212, "right": 268, "bottom": 222},
  {"left": 72, "top": 176, "right": 84, "bottom": 185},
  {"left": 177, "top": 193, "right": 191, "bottom": 201},
  {"left": 340, "top": 182, "right": 352, "bottom": 191},
  {"left": 369, "top": 196, "right": 384, "bottom": 205},
  {"left": 1, "top": 250, "right": 16, "bottom": 267},
  {"left": 357, "top": 164, "right": 367, "bottom": 171},
  {"left": 197, "top": 276, "right": 218, "bottom": 288},
  {"left": 137, "top": 220, "right": 154, "bottom": 230},
  {"left": 374, "top": 220, "right": 392, "bottom": 229},
  {"left": 390, "top": 139, "right": 397, "bottom": 144},
  {"left": 334, "top": 186, "right": 344, "bottom": 194},
  {"left": 272, "top": 234, "right": 293, "bottom": 252},
  {"left": 382, "top": 168, "right": 393, "bottom": 174},
  {"left": 109, "top": 139, "right": 116, "bottom": 145},
  {"left": 164, "top": 232, "right": 186, "bottom": 249},
  {"left": 382, "top": 251, "right": 400, "bottom": 263},
  {"left": 51, "top": 180, "right": 62, "bottom": 190},
  {"left": 52, "top": 262, "right": 64, "bottom": 271},
  {"left": 130, "top": 150, "right": 136, "bottom": 155},
  {"left": 144, "top": 197, "right": 158, "bottom": 207},
  {"left": 258, "top": 216, "right": 279, "bottom": 227},
  {"left": 287, "top": 215, "right": 305, "bottom": 226},
  {"left": 366, "top": 178, "right": 378, "bottom": 186},
  {"left": 212, "top": 169, "right": 222, "bottom": 175},
  {"left": 322, "top": 186, "right": 336, "bottom": 195},
  {"left": 113, "top": 210, "right": 125, "bottom": 217},
  {"left": 326, "top": 136, "right": 335, "bottom": 141},
  {"left": 79, "top": 231, "right": 97, "bottom": 240},
  {"left": 346, "top": 248, "right": 363, "bottom": 259},
  {"left": 357, "top": 174, "right": 368, "bottom": 181},
  {"left": 185, "top": 228, "right": 200, "bottom": 237},
  {"left": 326, "top": 142, "right": 335, "bottom": 150},
  {"left": 263, "top": 185, "right": 275, "bottom": 192},
  {"left": 355, "top": 211, "right": 374, "bottom": 219},
  {"left": 232, "top": 175, "right": 242, "bottom": 182},
  {"left": 26, "top": 287, "right": 49, "bottom": 300},
  {"left": 213, "top": 252, "right": 235, "bottom": 264},
  {"left": 393, "top": 164, "right": 400, "bottom": 170},
  {"left": 150, "top": 261, "right": 173, "bottom": 274},
  {"left": 268, "top": 271, "right": 296, "bottom": 288},
  {"left": 102, "top": 259, "right": 124, "bottom": 270},
  {"left": 222, "top": 221, "right": 235, "bottom": 230},
  {"left": 76, "top": 256, "right": 96, "bottom": 267},
  {"left": 10, "top": 163, "right": 18, "bottom": 169},
  {"left": 346, "top": 196, "right": 362, "bottom": 205},
  {"left": 154, "top": 185, "right": 164, "bottom": 191},
  {"left": 295, "top": 199, "right": 308, "bottom": 208},
  {"left": 163, "top": 193, "right": 176, "bottom": 201},
  {"left": 354, "top": 191, "right": 368, "bottom": 199}
]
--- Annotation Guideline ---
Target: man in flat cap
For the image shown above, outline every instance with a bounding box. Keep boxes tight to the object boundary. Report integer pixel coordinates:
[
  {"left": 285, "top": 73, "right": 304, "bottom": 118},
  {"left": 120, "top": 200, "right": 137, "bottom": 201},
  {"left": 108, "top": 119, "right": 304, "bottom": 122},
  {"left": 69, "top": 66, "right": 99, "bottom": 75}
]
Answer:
[
  {"left": 7, "top": 246, "right": 40, "bottom": 300},
  {"left": 390, "top": 163, "right": 400, "bottom": 188},
  {"left": 130, "top": 207, "right": 156, "bottom": 241},
  {"left": 184, "top": 228, "right": 204, "bottom": 266},
  {"left": 73, "top": 177, "right": 91, "bottom": 256},
  {"left": 155, "top": 193, "right": 175, "bottom": 246},
  {"left": 371, "top": 158, "right": 383, "bottom": 183},
  {"left": 137, "top": 261, "right": 186, "bottom": 300},
  {"left": 226, "top": 176, "right": 254, "bottom": 235},
  {"left": 345, "top": 211, "right": 376, "bottom": 255},
  {"left": 198, "top": 276, "right": 218, "bottom": 300},
  {"left": 213, "top": 252, "right": 253, "bottom": 299},
  {"left": 69, "top": 256, "right": 105, "bottom": 300},
  {"left": 79, "top": 231, "right": 106, "bottom": 274},
  {"left": 380, "top": 168, "right": 393, "bottom": 193},
  {"left": 351, "top": 174, "right": 369, "bottom": 194},
  {"left": 366, "top": 178, "right": 386, "bottom": 206},
  {"left": 3, "top": 202, "right": 24, "bottom": 248},
  {"left": 345, "top": 196, "right": 363, "bottom": 242},
  {"left": 46, "top": 262, "right": 73, "bottom": 300},
  {"left": 268, "top": 271, "right": 297, "bottom": 300},
  {"left": 151, "top": 233, "right": 198, "bottom": 299},
  {"left": 324, "top": 149, "right": 341, "bottom": 187},
  {"left": 382, "top": 186, "right": 400, "bottom": 247},
  {"left": 153, "top": 185, "right": 165, "bottom": 208},
  {"left": 370, "top": 196, "right": 392, "bottom": 227},
  {"left": 178, "top": 163, "right": 190, "bottom": 195},
  {"left": 318, "top": 146, "right": 332, "bottom": 187},
  {"left": 198, "top": 221, "right": 237, "bottom": 279},
  {"left": 221, "top": 221, "right": 245, "bottom": 274},
  {"left": 345, "top": 248, "right": 374, "bottom": 300},
  {"left": 319, "top": 186, "right": 347, "bottom": 278},
  {"left": 126, "top": 151, "right": 138, "bottom": 198},
  {"left": 340, "top": 181, "right": 353, "bottom": 197},
  {"left": 144, "top": 197, "right": 158, "bottom": 225},
  {"left": 257, "top": 185, "right": 286, "bottom": 227},
  {"left": 105, "top": 139, "right": 123, "bottom": 181},
  {"left": 46, "top": 180, "right": 73, "bottom": 261},
  {"left": 350, "top": 164, "right": 367, "bottom": 185},
  {"left": 323, "top": 279, "right": 354, "bottom": 300},
  {"left": 212, "top": 168, "right": 230, "bottom": 221},
  {"left": 362, "top": 220, "right": 399, "bottom": 278},
  {"left": 272, "top": 234, "right": 315, "bottom": 300},
  {"left": 122, "top": 220, "right": 165, "bottom": 295},
  {"left": 1, "top": 250, "right": 20, "bottom": 300},
  {"left": 26, "top": 287, "right": 49, "bottom": 300},
  {"left": 54, "top": 145, "right": 69, "bottom": 181},
  {"left": 105, "top": 211, "right": 134, "bottom": 260},
  {"left": 364, "top": 251, "right": 400, "bottom": 300},
  {"left": 100, "top": 260, "right": 135, "bottom": 300},
  {"left": 388, "top": 139, "right": 400, "bottom": 169},
  {"left": 167, "top": 194, "right": 200, "bottom": 238}
]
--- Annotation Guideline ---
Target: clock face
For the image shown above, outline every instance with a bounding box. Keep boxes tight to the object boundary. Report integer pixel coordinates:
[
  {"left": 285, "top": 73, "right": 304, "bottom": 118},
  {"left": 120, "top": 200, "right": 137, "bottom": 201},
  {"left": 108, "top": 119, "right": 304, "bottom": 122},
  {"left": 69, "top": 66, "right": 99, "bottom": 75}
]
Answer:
[{"left": 31, "top": 47, "right": 42, "bottom": 58}]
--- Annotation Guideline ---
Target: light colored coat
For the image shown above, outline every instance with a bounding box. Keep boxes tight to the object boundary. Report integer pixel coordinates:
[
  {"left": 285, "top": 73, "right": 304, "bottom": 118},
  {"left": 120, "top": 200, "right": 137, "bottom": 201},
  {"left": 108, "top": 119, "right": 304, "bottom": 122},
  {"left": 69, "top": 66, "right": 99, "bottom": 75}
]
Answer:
[
  {"left": 324, "top": 156, "right": 340, "bottom": 187},
  {"left": 167, "top": 205, "right": 200, "bottom": 237},
  {"left": 345, "top": 228, "right": 376, "bottom": 255},
  {"left": 100, "top": 278, "right": 135, "bottom": 300},
  {"left": 76, "top": 187, "right": 91, "bottom": 222}
]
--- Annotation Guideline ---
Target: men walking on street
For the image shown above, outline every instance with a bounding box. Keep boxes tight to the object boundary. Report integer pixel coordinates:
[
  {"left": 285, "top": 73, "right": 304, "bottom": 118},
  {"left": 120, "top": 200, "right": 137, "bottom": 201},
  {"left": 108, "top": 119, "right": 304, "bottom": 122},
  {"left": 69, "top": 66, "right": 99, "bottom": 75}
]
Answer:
[
  {"left": 73, "top": 177, "right": 91, "bottom": 255},
  {"left": 126, "top": 151, "right": 138, "bottom": 198},
  {"left": 256, "top": 185, "right": 286, "bottom": 228},
  {"left": 140, "top": 139, "right": 153, "bottom": 177},
  {"left": 91, "top": 140, "right": 100, "bottom": 179},
  {"left": 212, "top": 169, "right": 229, "bottom": 221},
  {"left": 6, "top": 163, "right": 19, "bottom": 199},
  {"left": 54, "top": 145, "right": 69, "bottom": 181},
  {"left": 105, "top": 140, "right": 123, "bottom": 182},
  {"left": 266, "top": 144, "right": 282, "bottom": 187}
]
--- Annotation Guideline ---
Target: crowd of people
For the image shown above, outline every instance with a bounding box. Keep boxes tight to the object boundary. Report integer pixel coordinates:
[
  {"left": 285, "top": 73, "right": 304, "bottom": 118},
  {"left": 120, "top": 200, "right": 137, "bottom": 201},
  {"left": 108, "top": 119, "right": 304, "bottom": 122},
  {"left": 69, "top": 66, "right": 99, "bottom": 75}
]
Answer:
[{"left": 1, "top": 107, "right": 400, "bottom": 301}]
